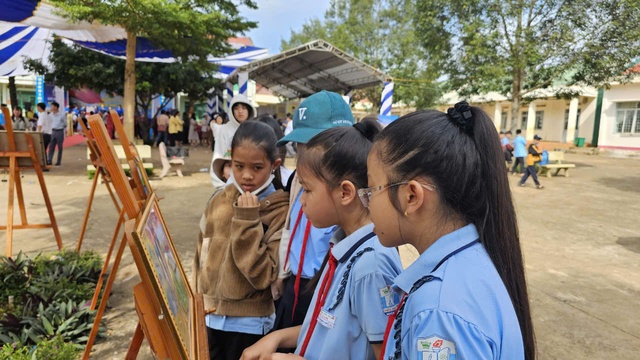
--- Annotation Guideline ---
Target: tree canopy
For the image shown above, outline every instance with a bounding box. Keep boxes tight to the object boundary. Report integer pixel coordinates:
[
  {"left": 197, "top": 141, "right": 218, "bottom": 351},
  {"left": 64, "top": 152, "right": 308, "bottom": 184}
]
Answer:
[
  {"left": 24, "top": 39, "right": 220, "bottom": 117},
  {"left": 45, "top": 0, "right": 257, "bottom": 139},
  {"left": 49, "top": 0, "right": 257, "bottom": 67},
  {"left": 282, "top": 0, "right": 442, "bottom": 111},
  {"left": 414, "top": 0, "right": 640, "bottom": 118}
]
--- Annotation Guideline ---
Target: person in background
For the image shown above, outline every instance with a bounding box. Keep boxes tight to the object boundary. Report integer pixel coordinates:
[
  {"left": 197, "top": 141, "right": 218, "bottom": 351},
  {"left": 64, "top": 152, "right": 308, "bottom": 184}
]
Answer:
[
  {"left": 12, "top": 106, "right": 28, "bottom": 131},
  {"left": 36, "top": 102, "right": 52, "bottom": 151},
  {"left": 154, "top": 110, "right": 170, "bottom": 147},
  {"left": 201, "top": 114, "right": 211, "bottom": 148},
  {"left": 210, "top": 94, "right": 255, "bottom": 189},
  {"left": 511, "top": 129, "right": 527, "bottom": 175},
  {"left": 283, "top": 113, "right": 296, "bottom": 158},
  {"left": 519, "top": 134, "right": 545, "bottom": 189},
  {"left": 502, "top": 130, "right": 513, "bottom": 164},
  {"left": 169, "top": 110, "right": 184, "bottom": 146},
  {"left": 47, "top": 101, "right": 66, "bottom": 166},
  {"left": 257, "top": 114, "right": 293, "bottom": 186},
  {"left": 189, "top": 113, "right": 200, "bottom": 146},
  {"left": 0, "top": 103, "right": 6, "bottom": 130}
]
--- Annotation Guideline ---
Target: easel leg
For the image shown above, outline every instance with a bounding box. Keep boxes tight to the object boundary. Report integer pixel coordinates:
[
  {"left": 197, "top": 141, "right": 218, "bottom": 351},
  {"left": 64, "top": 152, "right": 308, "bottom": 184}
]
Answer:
[
  {"left": 29, "top": 147, "right": 63, "bottom": 251},
  {"left": 77, "top": 170, "right": 101, "bottom": 251},
  {"left": 90, "top": 208, "right": 126, "bottom": 310},
  {"left": 125, "top": 323, "right": 144, "bottom": 360},
  {"left": 13, "top": 166, "right": 27, "bottom": 225},
  {"left": 6, "top": 157, "right": 16, "bottom": 257},
  {"left": 82, "top": 233, "right": 128, "bottom": 360}
]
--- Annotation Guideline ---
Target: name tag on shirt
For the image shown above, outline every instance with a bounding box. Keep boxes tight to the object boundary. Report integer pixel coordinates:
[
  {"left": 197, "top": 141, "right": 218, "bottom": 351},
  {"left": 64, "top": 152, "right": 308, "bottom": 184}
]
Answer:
[
  {"left": 317, "top": 309, "right": 336, "bottom": 329},
  {"left": 379, "top": 285, "right": 400, "bottom": 315}
]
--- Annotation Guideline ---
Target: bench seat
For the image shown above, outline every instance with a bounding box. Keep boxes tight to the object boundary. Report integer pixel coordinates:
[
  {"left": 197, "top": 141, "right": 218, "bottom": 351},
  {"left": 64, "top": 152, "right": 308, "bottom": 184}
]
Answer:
[
  {"left": 87, "top": 144, "right": 153, "bottom": 178},
  {"left": 538, "top": 151, "right": 576, "bottom": 177}
]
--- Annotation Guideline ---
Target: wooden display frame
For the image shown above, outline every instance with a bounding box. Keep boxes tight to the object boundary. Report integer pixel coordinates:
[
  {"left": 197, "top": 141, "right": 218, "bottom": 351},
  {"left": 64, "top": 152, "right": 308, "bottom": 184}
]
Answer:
[
  {"left": 124, "top": 194, "right": 208, "bottom": 359},
  {"left": 76, "top": 116, "right": 122, "bottom": 252},
  {"left": 0, "top": 105, "right": 62, "bottom": 257}
]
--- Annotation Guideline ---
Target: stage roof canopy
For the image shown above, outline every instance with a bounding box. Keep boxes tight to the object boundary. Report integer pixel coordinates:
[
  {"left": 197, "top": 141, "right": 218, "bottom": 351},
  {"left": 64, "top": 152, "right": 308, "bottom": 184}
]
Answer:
[{"left": 227, "top": 40, "right": 391, "bottom": 99}]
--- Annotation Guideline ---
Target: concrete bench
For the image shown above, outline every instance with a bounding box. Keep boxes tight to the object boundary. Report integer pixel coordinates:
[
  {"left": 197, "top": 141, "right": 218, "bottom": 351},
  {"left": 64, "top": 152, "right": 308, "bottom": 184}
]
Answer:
[
  {"left": 539, "top": 151, "right": 575, "bottom": 177},
  {"left": 87, "top": 144, "right": 153, "bottom": 178}
]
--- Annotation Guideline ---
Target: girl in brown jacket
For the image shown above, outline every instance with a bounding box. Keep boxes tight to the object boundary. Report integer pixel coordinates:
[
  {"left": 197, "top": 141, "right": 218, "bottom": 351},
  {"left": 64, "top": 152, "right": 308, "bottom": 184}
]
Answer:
[{"left": 193, "top": 121, "right": 289, "bottom": 360}]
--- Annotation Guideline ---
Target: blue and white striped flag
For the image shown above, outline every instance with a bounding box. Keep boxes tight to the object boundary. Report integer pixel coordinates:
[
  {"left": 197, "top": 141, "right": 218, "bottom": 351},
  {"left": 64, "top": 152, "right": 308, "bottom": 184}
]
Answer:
[{"left": 379, "top": 81, "right": 394, "bottom": 116}]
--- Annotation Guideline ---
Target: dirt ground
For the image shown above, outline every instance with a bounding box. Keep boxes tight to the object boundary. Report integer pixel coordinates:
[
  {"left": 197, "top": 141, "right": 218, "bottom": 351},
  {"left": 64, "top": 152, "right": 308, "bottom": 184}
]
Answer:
[{"left": 1, "top": 140, "right": 639, "bottom": 359}]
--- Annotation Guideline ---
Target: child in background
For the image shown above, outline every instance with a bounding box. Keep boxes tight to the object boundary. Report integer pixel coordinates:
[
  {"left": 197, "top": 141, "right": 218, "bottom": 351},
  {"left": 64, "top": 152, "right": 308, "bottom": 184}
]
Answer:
[
  {"left": 519, "top": 134, "right": 544, "bottom": 189},
  {"left": 369, "top": 102, "right": 535, "bottom": 359},
  {"left": 193, "top": 121, "right": 289, "bottom": 360},
  {"left": 210, "top": 95, "right": 255, "bottom": 190},
  {"left": 271, "top": 91, "right": 353, "bottom": 332},
  {"left": 242, "top": 120, "right": 402, "bottom": 360},
  {"left": 511, "top": 129, "right": 527, "bottom": 175}
]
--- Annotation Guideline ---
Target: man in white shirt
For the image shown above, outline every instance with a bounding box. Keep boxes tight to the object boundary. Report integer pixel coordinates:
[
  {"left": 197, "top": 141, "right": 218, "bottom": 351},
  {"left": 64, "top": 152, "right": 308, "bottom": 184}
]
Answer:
[{"left": 36, "top": 102, "right": 52, "bottom": 152}]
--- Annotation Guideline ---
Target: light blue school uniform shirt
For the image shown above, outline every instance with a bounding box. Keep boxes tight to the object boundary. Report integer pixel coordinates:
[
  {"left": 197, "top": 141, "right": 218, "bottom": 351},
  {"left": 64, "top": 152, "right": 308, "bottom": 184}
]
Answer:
[
  {"left": 287, "top": 192, "right": 335, "bottom": 279},
  {"left": 500, "top": 137, "right": 510, "bottom": 147},
  {"left": 205, "top": 184, "right": 277, "bottom": 335},
  {"left": 0, "top": 111, "right": 5, "bottom": 126},
  {"left": 383, "top": 224, "right": 524, "bottom": 360},
  {"left": 295, "top": 223, "right": 403, "bottom": 360},
  {"left": 514, "top": 135, "right": 527, "bottom": 158}
]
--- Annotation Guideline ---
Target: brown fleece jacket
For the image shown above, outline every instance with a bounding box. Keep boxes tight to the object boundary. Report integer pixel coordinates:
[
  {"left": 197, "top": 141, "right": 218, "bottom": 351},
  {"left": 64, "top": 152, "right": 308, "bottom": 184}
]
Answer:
[{"left": 193, "top": 184, "right": 289, "bottom": 317}]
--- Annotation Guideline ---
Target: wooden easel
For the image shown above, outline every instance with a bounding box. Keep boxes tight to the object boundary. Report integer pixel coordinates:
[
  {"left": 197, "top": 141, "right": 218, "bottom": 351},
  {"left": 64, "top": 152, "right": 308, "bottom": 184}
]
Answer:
[
  {"left": 76, "top": 118, "right": 122, "bottom": 252},
  {"left": 0, "top": 105, "right": 62, "bottom": 257},
  {"left": 82, "top": 114, "right": 147, "bottom": 360}
]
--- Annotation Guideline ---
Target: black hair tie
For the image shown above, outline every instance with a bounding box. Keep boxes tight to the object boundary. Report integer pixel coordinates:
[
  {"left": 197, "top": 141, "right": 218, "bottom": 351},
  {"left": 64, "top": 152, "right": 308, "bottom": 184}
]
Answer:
[
  {"left": 446, "top": 101, "right": 474, "bottom": 135},
  {"left": 353, "top": 122, "right": 373, "bottom": 141}
]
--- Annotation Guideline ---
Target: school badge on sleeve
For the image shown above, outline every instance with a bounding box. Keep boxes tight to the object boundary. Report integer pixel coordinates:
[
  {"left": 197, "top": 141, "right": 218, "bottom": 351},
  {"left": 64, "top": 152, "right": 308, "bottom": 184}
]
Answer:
[
  {"left": 379, "top": 285, "right": 400, "bottom": 315},
  {"left": 417, "top": 335, "right": 457, "bottom": 360}
]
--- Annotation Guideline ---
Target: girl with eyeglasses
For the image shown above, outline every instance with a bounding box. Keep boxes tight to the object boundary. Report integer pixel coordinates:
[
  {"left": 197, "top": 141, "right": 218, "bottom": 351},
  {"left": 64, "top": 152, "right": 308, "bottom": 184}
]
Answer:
[
  {"left": 241, "top": 119, "right": 403, "bottom": 360},
  {"left": 369, "top": 103, "right": 536, "bottom": 360}
]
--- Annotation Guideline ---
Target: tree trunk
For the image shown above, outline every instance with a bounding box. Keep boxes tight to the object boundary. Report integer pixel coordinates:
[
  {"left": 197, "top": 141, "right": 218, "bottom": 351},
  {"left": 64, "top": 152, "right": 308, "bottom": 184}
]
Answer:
[
  {"left": 510, "top": 69, "right": 524, "bottom": 131},
  {"left": 123, "top": 30, "right": 137, "bottom": 141},
  {"left": 8, "top": 76, "right": 18, "bottom": 111}
]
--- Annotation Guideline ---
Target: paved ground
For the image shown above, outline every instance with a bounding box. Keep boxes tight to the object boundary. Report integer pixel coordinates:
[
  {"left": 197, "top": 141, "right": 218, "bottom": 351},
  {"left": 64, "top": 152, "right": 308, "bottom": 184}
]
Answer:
[{"left": 1, "top": 140, "right": 639, "bottom": 359}]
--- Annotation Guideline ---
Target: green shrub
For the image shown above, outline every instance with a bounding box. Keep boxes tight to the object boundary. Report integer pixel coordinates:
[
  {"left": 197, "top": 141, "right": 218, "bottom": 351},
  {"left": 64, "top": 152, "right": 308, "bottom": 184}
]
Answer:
[
  {"left": 0, "top": 250, "right": 105, "bottom": 350},
  {"left": 0, "top": 336, "right": 79, "bottom": 360}
]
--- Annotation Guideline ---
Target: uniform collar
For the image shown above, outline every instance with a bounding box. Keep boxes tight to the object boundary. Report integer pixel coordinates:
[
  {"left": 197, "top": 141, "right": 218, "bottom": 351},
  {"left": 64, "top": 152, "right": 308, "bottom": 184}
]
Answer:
[
  {"left": 394, "top": 224, "right": 479, "bottom": 293},
  {"left": 331, "top": 223, "right": 375, "bottom": 263}
]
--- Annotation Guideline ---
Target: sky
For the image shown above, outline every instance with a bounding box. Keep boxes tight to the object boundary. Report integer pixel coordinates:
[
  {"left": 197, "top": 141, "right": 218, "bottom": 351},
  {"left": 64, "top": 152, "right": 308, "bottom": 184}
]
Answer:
[{"left": 240, "top": 0, "right": 332, "bottom": 55}]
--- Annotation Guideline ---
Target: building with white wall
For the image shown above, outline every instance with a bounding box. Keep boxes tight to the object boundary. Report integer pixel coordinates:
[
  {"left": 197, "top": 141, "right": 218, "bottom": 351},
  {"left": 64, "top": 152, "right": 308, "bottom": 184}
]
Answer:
[{"left": 438, "top": 78, "right": 640, "bottom": 151}]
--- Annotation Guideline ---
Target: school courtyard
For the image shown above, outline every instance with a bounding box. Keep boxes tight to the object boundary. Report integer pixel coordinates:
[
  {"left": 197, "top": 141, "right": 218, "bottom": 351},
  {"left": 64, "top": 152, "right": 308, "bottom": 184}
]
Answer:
[{"left": 0, "top": 142, "right": 639, "bottom": 359}]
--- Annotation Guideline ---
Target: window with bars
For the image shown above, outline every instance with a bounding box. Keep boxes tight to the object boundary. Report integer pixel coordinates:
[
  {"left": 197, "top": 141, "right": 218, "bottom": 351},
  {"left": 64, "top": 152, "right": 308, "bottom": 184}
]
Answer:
[
  {"left": 535, "top": 111, "right": 544, "bottom": 130},
  {"left": 521, "top": 112, "right": 527, "bottom": 129},
  {"left": 615, "top": 102, "right": 640, "bottom": 134}
]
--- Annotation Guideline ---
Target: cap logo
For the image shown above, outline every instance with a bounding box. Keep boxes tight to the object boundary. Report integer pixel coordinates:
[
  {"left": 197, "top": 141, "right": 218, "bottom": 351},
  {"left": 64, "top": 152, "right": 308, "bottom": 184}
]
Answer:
[{"left": 298, "top": 107, "right": 307, "bottom": 121}]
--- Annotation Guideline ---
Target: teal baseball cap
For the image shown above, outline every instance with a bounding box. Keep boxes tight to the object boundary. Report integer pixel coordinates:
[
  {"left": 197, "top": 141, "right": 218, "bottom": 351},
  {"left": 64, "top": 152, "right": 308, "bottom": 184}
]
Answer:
[{"left": 276, "top": 90, "right": 354, "bottom": 146}]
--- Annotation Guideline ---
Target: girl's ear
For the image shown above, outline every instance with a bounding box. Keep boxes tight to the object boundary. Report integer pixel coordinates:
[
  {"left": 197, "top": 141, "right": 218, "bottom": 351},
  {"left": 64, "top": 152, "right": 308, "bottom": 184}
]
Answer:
[
  {"left": 272, "top": 158, "right": 282, "bottom": 172},
  {"left": 404, "top": 180, "right": 426, "bottom": 216},
  {"left": 337, "top": 180, "right": 357, "bottom": 206}
]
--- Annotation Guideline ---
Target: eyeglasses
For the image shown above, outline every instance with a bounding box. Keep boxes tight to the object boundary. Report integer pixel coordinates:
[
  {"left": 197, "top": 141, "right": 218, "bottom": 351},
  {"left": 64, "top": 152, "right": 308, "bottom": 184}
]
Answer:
[{"left": 357, "top": 181, "right": 436, "bottom": 208}]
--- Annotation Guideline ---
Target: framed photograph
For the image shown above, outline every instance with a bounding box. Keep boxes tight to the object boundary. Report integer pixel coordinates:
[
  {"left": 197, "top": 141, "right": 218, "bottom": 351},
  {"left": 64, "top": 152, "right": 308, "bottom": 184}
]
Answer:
[{"left": 130, "top": 193, "right": 193, "bottom": 358}]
